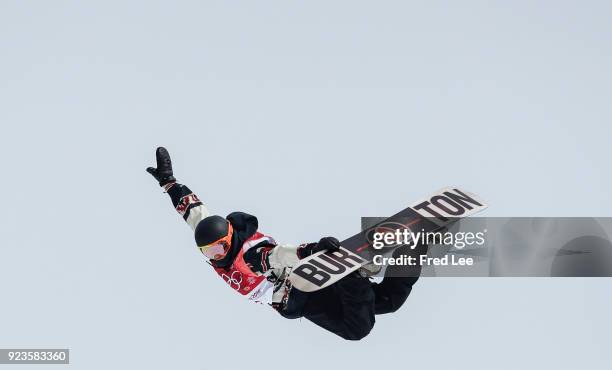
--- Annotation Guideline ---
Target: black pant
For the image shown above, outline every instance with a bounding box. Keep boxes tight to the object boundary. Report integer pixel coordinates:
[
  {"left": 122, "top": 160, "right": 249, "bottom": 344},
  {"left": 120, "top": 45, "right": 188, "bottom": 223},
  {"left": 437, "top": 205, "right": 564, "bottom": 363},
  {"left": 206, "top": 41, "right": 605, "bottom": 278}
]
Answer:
[{"left": 281, "top": 245, "right": 422, "bottom": 340}]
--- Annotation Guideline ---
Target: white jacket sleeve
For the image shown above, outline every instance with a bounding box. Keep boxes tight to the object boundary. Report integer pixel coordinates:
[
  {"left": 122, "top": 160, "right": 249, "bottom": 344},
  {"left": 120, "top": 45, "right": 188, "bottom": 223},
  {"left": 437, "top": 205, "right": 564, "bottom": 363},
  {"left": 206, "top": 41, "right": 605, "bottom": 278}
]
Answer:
[
  {"left": 164, "top": 182, "right": 210, "bottom": 231},
  {"left": 267, "top": 243, "right": 301, "bottom": 272}
]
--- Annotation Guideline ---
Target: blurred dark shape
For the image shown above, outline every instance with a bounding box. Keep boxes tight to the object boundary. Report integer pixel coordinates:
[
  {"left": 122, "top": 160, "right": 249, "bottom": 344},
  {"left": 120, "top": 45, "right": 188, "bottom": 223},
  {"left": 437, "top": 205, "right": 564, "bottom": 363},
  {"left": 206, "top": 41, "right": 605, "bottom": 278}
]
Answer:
[{"left": 551, "top": 236, "right": 612, "bottom": 277}]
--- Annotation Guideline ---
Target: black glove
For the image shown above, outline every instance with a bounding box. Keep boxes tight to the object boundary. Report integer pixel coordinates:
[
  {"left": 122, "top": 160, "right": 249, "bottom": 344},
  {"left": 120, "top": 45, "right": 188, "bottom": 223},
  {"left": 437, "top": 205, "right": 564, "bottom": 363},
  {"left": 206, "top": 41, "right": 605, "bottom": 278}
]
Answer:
[
  {"left": 298, "top": 237, "right": 341, "bottom": 258},
  {"left": 146, "top": 147, "right": 176, "bottom": 186}
]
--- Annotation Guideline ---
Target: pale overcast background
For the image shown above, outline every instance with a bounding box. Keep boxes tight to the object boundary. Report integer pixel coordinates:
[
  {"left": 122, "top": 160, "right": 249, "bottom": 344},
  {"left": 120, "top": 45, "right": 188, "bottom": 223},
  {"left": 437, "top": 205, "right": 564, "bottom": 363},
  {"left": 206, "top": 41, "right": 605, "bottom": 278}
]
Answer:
[{"left": 1, "top": 1, "right": 611, "bottom": 369}]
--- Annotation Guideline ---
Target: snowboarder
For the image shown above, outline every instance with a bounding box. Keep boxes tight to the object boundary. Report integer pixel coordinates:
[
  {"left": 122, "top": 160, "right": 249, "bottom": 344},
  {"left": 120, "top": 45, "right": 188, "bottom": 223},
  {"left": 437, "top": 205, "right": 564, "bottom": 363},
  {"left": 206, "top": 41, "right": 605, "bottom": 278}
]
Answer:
[{"left": 146, "top": 147, "right": 422, "bottom": 340}]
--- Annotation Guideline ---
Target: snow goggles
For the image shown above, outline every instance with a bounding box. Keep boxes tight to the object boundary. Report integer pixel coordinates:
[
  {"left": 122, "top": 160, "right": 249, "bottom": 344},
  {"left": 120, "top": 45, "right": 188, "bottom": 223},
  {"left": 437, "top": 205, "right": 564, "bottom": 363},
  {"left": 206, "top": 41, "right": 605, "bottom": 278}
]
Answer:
[{"left": 198, "top": 224, "right": 233, "bottom": 260}]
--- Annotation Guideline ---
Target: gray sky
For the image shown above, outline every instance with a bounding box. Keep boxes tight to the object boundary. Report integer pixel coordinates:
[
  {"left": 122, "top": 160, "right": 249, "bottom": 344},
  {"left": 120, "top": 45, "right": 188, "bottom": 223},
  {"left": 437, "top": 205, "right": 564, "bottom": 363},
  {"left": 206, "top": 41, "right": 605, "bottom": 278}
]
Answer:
[{"left": 1, "top": 1, "right": 611, "bottom": 369}]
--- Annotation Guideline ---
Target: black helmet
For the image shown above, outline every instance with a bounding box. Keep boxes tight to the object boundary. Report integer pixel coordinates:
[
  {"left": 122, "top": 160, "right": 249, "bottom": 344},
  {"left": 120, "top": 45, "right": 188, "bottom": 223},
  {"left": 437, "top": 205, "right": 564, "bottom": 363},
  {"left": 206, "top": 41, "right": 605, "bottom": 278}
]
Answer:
[{"left": 195, "top": 215, "right": 230, "bottom": 246}]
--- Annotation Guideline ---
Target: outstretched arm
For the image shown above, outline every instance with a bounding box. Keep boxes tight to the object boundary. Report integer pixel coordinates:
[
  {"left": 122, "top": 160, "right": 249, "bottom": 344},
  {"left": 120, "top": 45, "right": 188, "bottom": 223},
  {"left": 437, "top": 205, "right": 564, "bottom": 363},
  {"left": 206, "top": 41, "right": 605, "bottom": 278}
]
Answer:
[{"left": 147, "top": 147, "right": 210, "bottom": 230}]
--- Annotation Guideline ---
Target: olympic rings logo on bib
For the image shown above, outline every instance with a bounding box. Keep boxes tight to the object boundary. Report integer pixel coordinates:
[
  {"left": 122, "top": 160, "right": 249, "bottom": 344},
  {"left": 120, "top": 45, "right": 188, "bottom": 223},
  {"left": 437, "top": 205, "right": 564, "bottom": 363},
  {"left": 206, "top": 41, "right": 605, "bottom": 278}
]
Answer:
[{"left": 221, "top": 270, "right": 243, "bottom": 291}]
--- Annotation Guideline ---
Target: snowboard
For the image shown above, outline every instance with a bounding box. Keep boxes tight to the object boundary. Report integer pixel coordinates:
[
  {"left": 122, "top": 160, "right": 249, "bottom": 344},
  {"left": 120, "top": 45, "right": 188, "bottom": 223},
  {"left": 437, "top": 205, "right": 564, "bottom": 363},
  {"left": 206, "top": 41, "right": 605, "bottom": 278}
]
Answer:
[{"left": 287, "top": 187, "right": 488, "bottom": 292}]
